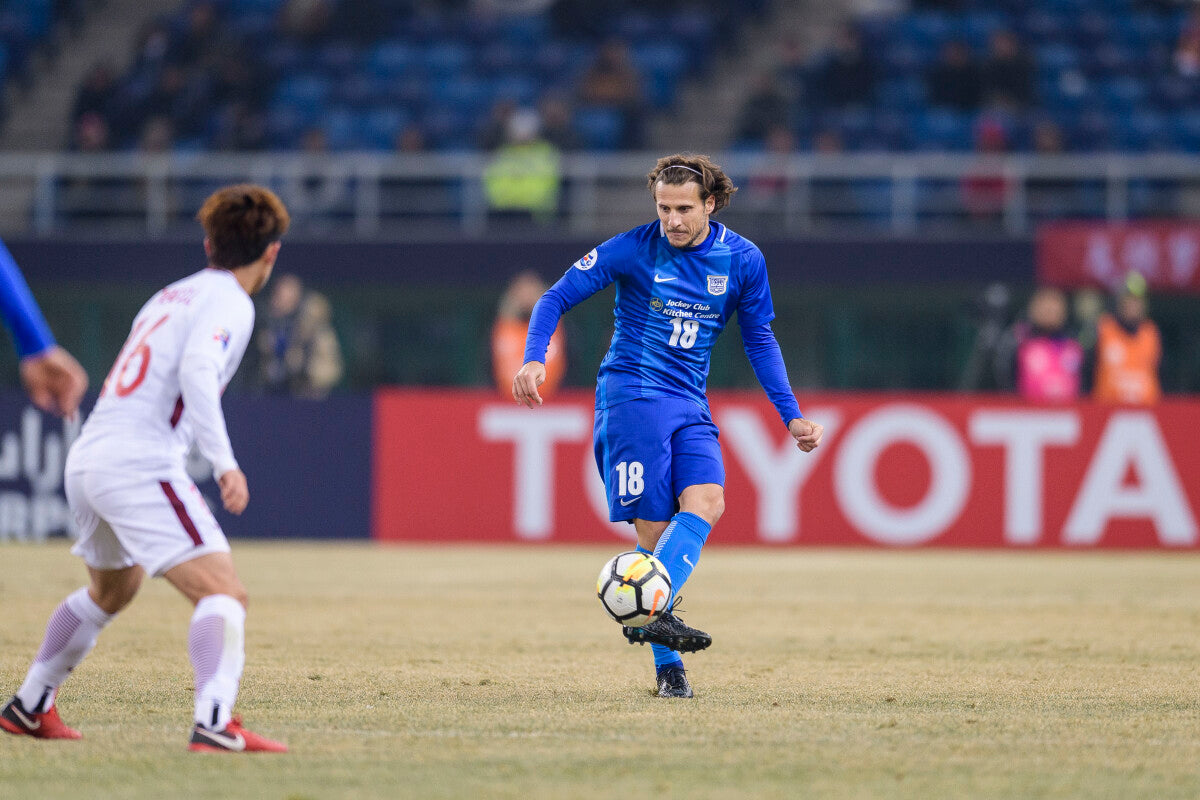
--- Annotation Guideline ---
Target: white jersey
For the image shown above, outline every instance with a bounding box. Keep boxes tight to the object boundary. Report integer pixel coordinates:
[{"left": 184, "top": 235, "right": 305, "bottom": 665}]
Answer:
[{"left": 68, "top": 268, "right": 254, "bottom": 479}]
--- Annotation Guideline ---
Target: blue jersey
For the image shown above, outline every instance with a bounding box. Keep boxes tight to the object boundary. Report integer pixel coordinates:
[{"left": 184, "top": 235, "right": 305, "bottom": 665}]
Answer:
[{"left": 525, "top": 220, "right": 802, "bottom": 425}]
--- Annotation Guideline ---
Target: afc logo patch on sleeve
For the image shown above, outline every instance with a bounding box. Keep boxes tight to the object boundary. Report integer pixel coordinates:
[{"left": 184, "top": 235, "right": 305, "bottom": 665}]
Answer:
[
  {"left": 706, "top": 275, "right": 728, "bottom": 296},
  {"left": 574, "top": 248, "right": 598, "bottom": 271},
  {"left": 212, "top": 327, "right": 231, "bottom": 350}
]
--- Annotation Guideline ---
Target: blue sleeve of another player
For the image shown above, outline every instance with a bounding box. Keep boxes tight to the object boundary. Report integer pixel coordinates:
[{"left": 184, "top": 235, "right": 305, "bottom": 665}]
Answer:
[
  {"left": 523, "top": 239, "right": 627, "bottom": 364},
  {"left": 741, "top": 322, "right": 803, "bottom": 426},
  {"left": 0, "top": 238, "right": 56, "bottom": 359}
]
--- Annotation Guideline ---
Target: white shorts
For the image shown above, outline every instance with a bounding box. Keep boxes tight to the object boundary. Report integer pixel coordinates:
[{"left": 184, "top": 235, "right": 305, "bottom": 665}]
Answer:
[{"left": 65, "top": 469, "right": 230, "bottom": 577}]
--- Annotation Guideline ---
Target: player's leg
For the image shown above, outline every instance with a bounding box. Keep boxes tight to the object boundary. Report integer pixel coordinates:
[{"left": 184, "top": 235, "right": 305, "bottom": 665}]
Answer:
[
  {"left": 2, "top": 474, "right": 143, "bottom": 740},
  {"left": 2, "top": 566, "right": 141, "bottom": 740},
  {"left": 164, "top": 551, "right": 285, "bottom": 753}
]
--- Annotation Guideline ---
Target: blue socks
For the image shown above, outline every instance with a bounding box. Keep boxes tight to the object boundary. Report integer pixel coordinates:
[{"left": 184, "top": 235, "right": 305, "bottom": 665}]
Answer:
[{"left": 638, "top": 511, "right": 712, "bottom": 671}]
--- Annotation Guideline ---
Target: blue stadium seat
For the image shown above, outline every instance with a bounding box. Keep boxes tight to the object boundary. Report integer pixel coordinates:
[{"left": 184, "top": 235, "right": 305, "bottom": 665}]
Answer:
[
  {"left": 1097, "top": 75, "right": 1145, "bottom": 112},
  {"left": 1122, "top": 109, "right": 1169, "bottom": 152},
  {"left": 498, "top": 14, "right": 549, "bottom": 47},
  {"left": 421, "top": 106, "right": 472, "bottom": 150},
  {"left": 877, "top": 76, "right": 927, "bottom": 110},
  {"left": 368, "top": 41, "right": 420, "bottom": 79},
  {"left": 574, "top": 106, "right": 624, "bottom": 151},
  {"left": 321, "top": 106, "right": 359, "bottom": 151},
  {"left": 1172, "top": 110, "right": 1200, "bottom": 150},
  {"left": 632, "top": 42, "right": 686, "bottom": 106},
  {"left": 901, "top": 12, "right": 957, "bottom": 49},
  {"left": 265, "top": 103, "right": 308, "bottom": 148},
  {"left": 1022, "top": 9, "right": 1070, "bottom": 43},
  {"left": 963, "top": 10, "right": 1010, "bottom": 49},
  {"left": 436, "top": 75, "right": 490, "bottom": 114},
  {"left": 361, "top": 106, "right": 411, "bottom": 150},
  {"left": 274, "top": 74, "right": 332, "bottom": 109},
  {"left": 423, "top": 41, "right": 472, "bottom": 78},
  {"left": 317, "top": 42, "right": 359, "bottom": 78},
  {"left": 915, "top": 109, "right": 973, "bottom": 151},
  {"left": 490, "top": 73, "right": 539, "bottom": 106}
]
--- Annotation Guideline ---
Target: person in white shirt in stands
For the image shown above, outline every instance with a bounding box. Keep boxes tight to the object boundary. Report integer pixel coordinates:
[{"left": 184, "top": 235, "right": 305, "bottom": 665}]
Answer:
[{"left": 1, "top": 184, "right": 290, "bottom": 753}]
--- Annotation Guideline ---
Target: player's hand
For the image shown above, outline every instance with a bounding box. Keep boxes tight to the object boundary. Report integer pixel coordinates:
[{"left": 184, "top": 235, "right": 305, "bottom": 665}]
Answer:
[
  {"left": 20, "top": 345, "right": 88, "bottom": 418},
  {"left": 788, "top": 418, "right": 824, "bottom": 453},
  {"left": 512, "top": 361, "right": 547, "bottom": 408},
  {"left": 218, "top": 469, "right": 249, "bottom": 515}
]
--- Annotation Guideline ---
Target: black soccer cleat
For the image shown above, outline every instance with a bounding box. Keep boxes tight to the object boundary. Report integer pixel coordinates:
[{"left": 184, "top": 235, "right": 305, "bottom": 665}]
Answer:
[
  {"left": 623, "top": 597, "right": 712, "bottom": 653},
  {"left": 656, "top": 666, "right": 694, "bottom": 698}
]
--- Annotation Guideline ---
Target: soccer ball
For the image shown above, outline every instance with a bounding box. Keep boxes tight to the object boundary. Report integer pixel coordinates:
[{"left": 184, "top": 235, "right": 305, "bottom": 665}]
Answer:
[{"left": 596, "top": 551, "right": 672, "bottom": 628}]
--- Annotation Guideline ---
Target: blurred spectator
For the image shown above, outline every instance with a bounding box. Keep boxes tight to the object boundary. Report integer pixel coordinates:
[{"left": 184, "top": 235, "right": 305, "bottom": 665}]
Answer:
[
  {"left": 395, "top": 124, "right": 428, "bottom": 153},
  {"left": 139, "top": 116, "right": 175, "bottom": 153},
  {"left": 211, "top": 101, "right": 267, "bottom": 151},
  {"left": 927, "top": 40, "right": 981, "bottom": 111},
  {"left": 742, "top": 125, "right": 796, "bottom": 223},
  {"left": 958, "top": 282, "right": 1012, "bottom": 391},
  {"left": 1026, "top": 120, "right": 1081, "bottom": 220},
  {"left": 579, "top": 39, "right": 646, "bottom": 147},
  {"left": 1174, "top": 29, "right": 1200, "bottom": 77},
  {"left": 280, "top": 0, "right": 333, "bottom": 42},
  {"left": 140, "top": 65, "right": 206, "bottom": 139},
  {"left": 483, "top": 108, "right": 562, "bottom": 224},
  {"left": 254, "top": 273, "right": 343, "bottom": 398},
  {"left": 538, "top": 93, "right": 582, "bottom": 152},
  {"left": 479, "top": 98, "right": 518, "bottom": 151},
  {"left": 285, "top": 128, "right": 351, "bottom": 226},
  {"left": 1092, "top": 273, "right": 1161, "bottom": 405},
  {"left": 809, "top": 26, "right": 876, "bottom": 108},
  {"left": 171, "top": 1, "right": 221, "bottom": 67},
  {"left": 734, "top": 72, "right": 791, "bottom": 145},
  {"left": 71, "top": 112, "right": 110, "bottom": 153},
  {"left": 132, "top": 18, "right": 173, "bottom": 73},
  {"left": 71, "top": 62, "right": 118, "bottom": 131},
  {"left": 961, "top": 118, "right": 1011, "bottom": 222},
  {"left": 492, "top": 270, "right": 565, "bottom": 400},
  {"left": 980, "top": 30, "right": 1034, "bottom": 109},
  {"left": 331, "top": 0, "right": 391, "bottom": 44},
  {"left": 997, "top": 286, "right": 1085, "bottom": 402}
]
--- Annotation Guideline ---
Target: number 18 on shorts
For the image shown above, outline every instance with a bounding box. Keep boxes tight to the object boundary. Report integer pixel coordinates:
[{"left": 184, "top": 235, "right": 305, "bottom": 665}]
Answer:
[{"left": 593, "top": 397, "right": 725, "bottom": 523}]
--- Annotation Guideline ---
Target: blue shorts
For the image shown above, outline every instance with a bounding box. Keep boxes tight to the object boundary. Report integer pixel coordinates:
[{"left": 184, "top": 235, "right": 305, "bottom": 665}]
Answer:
[{"left": 593, "top": 397, "right": 725, "bottom": 523}]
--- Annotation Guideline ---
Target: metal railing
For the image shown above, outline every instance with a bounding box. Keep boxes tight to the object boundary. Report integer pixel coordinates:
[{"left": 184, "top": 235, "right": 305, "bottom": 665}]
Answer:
[{"left": 2, "top": 152, "right": 1199, "bottom": 238}]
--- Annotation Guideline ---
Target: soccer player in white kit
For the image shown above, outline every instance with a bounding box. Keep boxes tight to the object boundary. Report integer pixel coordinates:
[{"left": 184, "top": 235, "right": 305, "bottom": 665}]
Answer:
[{"left": 1, "top": 185, "right": 290, "bottom": 753}]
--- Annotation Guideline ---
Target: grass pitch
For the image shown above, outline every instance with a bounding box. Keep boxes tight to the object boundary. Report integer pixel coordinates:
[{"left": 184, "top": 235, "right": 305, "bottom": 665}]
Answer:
[{"left": 2, "top": 543, "right": 1200, "bottom": 799}]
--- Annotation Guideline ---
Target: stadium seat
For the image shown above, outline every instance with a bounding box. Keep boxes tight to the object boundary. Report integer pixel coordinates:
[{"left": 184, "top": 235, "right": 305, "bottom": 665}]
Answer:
[
  {"left": 361, "top": 106, "right": 410, "bottom": 150},
  {"left": 574, "top": 106, "right": 624, "bottom": 151},
  {"left": 368, "top": 41, "right": 420, "bottom": 79}
]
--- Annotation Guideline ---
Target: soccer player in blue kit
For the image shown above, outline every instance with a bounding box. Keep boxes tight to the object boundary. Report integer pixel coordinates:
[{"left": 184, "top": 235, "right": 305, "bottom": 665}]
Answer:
[{"left": 513, "top": 153, "right": 824, "bottom": 698}]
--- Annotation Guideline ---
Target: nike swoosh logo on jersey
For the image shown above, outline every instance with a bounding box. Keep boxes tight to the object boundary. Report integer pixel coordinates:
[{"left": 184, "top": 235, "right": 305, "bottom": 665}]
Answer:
[
  {"left": 653, "top": 274, "right": 677, "bottom": 283},
  {"left": 682, "top": 554, "right": 694, "bottom": 568},
  {"left": 10, "top": 704, "right": 40, "bottom": 730},
  {"left": 195, "top": 727, "right": 246, "bottom": 751},
  {"left": 619, "top": 497, "right": 641, "bottom": 506}
]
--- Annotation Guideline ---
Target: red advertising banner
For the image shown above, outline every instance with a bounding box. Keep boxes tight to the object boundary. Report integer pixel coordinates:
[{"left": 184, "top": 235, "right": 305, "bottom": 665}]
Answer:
[
  {"left": 373, "top": 390, "right": 1200, "bottom": 548},
  {"left": 1037, "top": 222, "right": 1200, "bottom": 293}
]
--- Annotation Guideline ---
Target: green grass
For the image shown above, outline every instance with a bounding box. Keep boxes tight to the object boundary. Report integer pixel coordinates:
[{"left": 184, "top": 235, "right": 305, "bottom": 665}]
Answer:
[{"left": 3, "top": 543, "right": 1200, "bottom": 799}]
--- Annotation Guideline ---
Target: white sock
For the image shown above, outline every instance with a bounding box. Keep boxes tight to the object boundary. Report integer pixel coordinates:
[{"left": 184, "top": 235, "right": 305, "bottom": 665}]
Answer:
[
  {"left": 189, "top": 594, "right": 246, "bottom": 731},
  {"left": 16, "top": 588, "right": 114, "bottom": 712}
]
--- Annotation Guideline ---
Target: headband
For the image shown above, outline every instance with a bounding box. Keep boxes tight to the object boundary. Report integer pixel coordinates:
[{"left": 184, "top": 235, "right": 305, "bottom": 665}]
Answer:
[{"left": 661, "top": 164, "right": 703, "bottom": 178}]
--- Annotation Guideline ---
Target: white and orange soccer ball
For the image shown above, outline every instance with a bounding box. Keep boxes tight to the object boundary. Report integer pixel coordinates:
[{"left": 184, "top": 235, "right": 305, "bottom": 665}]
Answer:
[{"left": 596, "top": 551, "right": 672, "bottom": 628}]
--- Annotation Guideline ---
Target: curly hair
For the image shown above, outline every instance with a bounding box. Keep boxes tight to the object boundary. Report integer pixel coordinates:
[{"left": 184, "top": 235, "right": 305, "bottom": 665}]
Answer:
[
  {"left": 197, "top": 184, "right": 291, "bottom": 269},
  {"left": 646, "top": 153, "right": 737, "bottom": 213}
]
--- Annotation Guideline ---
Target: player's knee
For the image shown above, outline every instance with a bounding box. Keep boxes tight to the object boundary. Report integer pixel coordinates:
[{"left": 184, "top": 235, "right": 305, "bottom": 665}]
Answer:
[
  {"left": 682, "top": 487, "right": 724, "bottom": 525},
  {"left": 705, "top": 492, "right": 726, "bottom": 524}
]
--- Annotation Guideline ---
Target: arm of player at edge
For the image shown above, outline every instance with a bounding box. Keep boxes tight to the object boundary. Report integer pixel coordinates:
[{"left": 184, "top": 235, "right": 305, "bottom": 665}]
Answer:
[
  {"left": 741, "top": 321, "right": 824, "bottom": 453},
  {"left": 0, "top": 237, "right": 89, "bottom": 417}
]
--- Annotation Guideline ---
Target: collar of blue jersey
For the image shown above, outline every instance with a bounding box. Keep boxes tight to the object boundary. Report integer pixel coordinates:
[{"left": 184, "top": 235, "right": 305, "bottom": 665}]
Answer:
[{"left": 658, "top": 221, "right": 724, "bottom": 253}]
